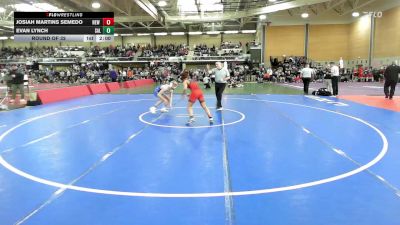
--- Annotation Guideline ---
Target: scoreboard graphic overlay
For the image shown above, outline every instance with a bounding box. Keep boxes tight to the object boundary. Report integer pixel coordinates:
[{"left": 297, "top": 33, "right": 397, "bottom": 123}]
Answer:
[{"left": 14, "top": 12, "right": 114, "bottom": 42}]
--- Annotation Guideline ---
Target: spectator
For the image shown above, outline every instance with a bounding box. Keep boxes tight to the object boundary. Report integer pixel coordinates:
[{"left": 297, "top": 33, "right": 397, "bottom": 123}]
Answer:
[
  {"left": 339, "top": 57, "right": 344, "bottom": 75},
  {"left": 358, "top": 65, "right": 364, "bottom": 81},
  {"left": 109, "top": 69, "right": 118, "bottom": 82},
  {"left": 1, "top": 69, "right": 11, "bottom": 90},
  {"left": 203, "top": 76, "right": 211, "bottom": 89}
]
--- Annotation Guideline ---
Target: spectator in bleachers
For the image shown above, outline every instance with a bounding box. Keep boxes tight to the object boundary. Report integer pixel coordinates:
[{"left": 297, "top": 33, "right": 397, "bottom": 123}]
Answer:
[
  {"left": 109, "top": 69, "right": 118, "bottom": 82},
  {"left": 141, "top": 44, "right": 188, "bottom": 58},
  {"left": 203, "top": 76, "right": 211, "bottom": 89},
  {"left": 358, "top": 65, "right": 364, "bottom": 81},
  {"left": 339, "top": 57, "right": 344, "bottom": 75}
]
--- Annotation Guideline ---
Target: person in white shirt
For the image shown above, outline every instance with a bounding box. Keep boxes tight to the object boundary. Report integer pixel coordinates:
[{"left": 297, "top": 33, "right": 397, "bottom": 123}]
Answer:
[
  {"left": 203, "top": 76, "right": 211, "bottom": 89},
  {"left": 122, "top": 70, "right": 127, "bottom": 80},
  {"left": 207, "top": 62, "right": 230, "bottom": 110},
  {"left": 267, "top": 68, "right": 273, "bottom": 75},
  {"left": 339, "top": 57, "right": 344, "bottom": 75},
  {"left": 149, "top": 81, "right": 178, "bottom": 114},
  {"left": 331, "top": 62, "right": 340, "bottom": 96},
  {"left": 324, "top": 66, "right": 333, "bottom": 94},
  {"left": 300, "top": 64, "right": 314, "bottom": 94}
]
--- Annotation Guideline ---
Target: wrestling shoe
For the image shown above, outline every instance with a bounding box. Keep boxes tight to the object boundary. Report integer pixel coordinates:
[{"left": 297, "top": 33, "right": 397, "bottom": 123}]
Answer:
[
  {"left": 160, "top": 107, "right": 169, "bottom": 113},
  {"left": 186, "top": 117, "right": 195, "bottom": 126},
  {"left": 149, "top": 106, "right": 157, "bottom": 114}
]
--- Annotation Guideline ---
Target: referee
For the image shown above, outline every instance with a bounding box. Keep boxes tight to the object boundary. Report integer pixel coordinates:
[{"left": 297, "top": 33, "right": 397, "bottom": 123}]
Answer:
[
  {"left": 384, "top": 61, "right": 400, "bottom": 99},
  {"left": 300, "top": 64, "right": 313, "bottom": 95},
  {"left": 330, "top": 62, "right": 340, "bottom": 96},
  {"left": 207, "top": 62, "right": 230, "bottom": 110}
]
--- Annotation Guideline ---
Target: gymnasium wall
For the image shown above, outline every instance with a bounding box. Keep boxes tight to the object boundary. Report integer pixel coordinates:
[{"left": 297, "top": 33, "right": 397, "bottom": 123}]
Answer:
[
  {"left": 123, "top": 35, "right": 151, "bottom": 46},
  {"left": 189, "top": 34, "right": 222, "bottom": 48},
  {"left": 374, "top": 6, "right": 400, "bottom": 58},
  {"left": 223, "top": 33, "right": 255, "bottom": 50},
  {"left": 223, "top": 33, "right": 254, "bottom": 44},
  {"left": 348, "top": 15, "right": 371, "bottom": 60},
  {"left": 265, "top": 25, "right": 305, "bottom": 61},
  {"left": 155, "top": 35, "right": 187, "bottom": 46},
  {"left": 263, "top": 15, "right": 377, "bottom": 65},
  {"left": 308, "top": 24, "right": 349, "bottom": 61}
]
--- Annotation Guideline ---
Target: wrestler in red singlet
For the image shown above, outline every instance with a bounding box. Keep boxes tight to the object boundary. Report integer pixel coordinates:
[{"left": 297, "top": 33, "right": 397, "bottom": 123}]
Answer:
[
  {"left": 187, "top": 80, "right": 205, "bottom": 103},
  {"left": 181, "top": 71, "right": 213, "bottom": 125}
]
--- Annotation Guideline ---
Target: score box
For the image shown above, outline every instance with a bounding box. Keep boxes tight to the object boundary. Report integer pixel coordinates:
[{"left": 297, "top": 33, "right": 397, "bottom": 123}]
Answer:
[
  {"left": 102, "top": 26, "right": 114, "bottom": 34},
  {"left": 14, "top": 35, "right": 114, "bottom": 42},
  {"left": 84, "top": 35, "right": 96, "bottom": 42},
  {"left": 102, "top": 18, "right": 114, "bottom": 26},
  {"left": 14, "top": 35, "right": 83, "bottom": 42},
  {"left": 96, "top": 35, "right": 114, "bottom": 42}
]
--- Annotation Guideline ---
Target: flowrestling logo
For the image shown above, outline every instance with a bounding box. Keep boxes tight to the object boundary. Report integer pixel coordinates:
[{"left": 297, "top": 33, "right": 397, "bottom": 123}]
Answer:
[
  {"left": 305, "top": 96, "right": 349, "bottom": 107},
  {"left": 363, "top": 11, "right": 383, "bottom": 18}
]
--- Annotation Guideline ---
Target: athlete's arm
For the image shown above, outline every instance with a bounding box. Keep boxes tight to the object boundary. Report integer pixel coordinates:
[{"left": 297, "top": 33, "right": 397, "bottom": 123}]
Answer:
[
  {"left": 224, "top": 69, "right": 230, "bottom": 81},
  {"left": 182, "top": 80, "right": 188, "bottom": 96}
]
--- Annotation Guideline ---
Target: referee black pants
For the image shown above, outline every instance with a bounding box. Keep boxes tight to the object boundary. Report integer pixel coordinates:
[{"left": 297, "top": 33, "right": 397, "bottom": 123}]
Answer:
[
  {"left": 332, "top": 76, "right": 339, "bottom": 95},
  {"left": 384, "top": 80, "right": 397, "bottom": 98},
  {"left": 302, "top": 77, "right": 311, "bottom": 94},
  {"left": 215, "top": 82, "right": 226, "bottom": 108}
]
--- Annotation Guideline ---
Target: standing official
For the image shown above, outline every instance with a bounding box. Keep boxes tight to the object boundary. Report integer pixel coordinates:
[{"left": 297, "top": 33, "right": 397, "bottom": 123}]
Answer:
[
  {"left": 9, "top": 65, "right": 26, "bottom": 104},
  {"left": 331, "top": 62, "right": 340, "bottom": 96},
  {"left": 384, "top": 61, "right": 400, "bottom": 99},
  {"left": 300, "top": 64, "right": 313, "bottom": 95},
  {"left": 339, "top": 57, "right": 344, "bottom": 75},
  {"left": 207, "top": 62, "right": 230, "bottom": 110}
]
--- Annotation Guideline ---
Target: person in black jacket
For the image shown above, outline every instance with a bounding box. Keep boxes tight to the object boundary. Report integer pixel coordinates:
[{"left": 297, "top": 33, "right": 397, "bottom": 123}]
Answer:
[
  {"left": 384, "top": 62, "right": 400, "bottom": 99},
  {"left": 9, "top": 65, "right": 26, "bottom": 104}
]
